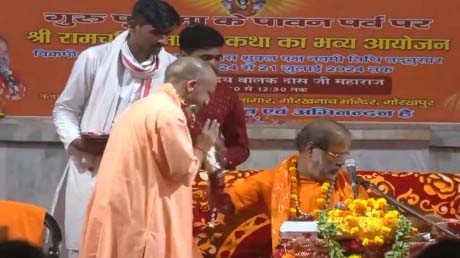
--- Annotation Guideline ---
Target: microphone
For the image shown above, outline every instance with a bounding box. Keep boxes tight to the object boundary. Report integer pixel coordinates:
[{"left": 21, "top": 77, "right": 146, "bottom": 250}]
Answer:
[{"left": 345, "top": 159, "right": 359, "bottom": 199}]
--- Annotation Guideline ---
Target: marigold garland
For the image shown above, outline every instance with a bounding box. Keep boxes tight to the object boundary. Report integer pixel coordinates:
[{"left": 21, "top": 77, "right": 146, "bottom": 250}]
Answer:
[
  {"left": 289, "top": 157, "right": 334, "bottom": 219},
  {"left": 318, "top": 198, "right": 413, "bottom": 258}
]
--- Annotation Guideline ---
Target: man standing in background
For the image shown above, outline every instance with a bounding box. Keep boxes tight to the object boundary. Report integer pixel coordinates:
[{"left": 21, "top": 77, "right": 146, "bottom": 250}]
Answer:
[
  {"left": 179, "top": 24, "right": 249, "bottom": 170},
  {"left": 51, "top": 1, "right": 180, "bottom": 257}
]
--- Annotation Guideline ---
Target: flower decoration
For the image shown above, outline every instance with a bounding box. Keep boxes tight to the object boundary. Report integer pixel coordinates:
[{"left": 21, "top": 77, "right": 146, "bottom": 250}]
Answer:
[{"left": 317, "top": 198, "right": 413, "bottom": 258}]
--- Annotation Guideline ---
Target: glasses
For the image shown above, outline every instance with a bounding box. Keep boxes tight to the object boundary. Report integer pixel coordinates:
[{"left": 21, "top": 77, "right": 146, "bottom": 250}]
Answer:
[
  {"left": 324, "top": 150, "right": 349, "bottom": 159},
  {"left": 311, "top": 143, "right": 349, "bottom": 159}
]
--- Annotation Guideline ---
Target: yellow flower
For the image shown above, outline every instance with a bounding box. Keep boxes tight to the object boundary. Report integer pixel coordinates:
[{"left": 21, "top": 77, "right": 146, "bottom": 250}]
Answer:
[
  {"left": 348, "top": 203, "right": 356, "bottom": 212},
  {"left": 377, "top": 198, "right": 387, "bottom": 208},
  {"left": 377, "top": 198, "right": 387, "bottom": 204},
  {"left": 366, "top": 198, "right": 373, "bottom": 206},
  {"left": 333, "top": 209, "right": 342, "bottom": 217},
  {"left": 350, "top": 226, "right": 360, "bottom": 236},
  {"left": 290, "top": 193, "right": 298, "bottom": 200},
  {"left": 344, "top": 199, "right": 353, "bottom": 206},
  {"left": 375, "top": 236, "right": 384, "bottom": 245},
  {"left": 289, "top": 208, "right": 297, "bottom": 214},
  {"left": 348, "top": 255, "right": 362, "bottom": 258},
  {"left": 381, "top": 226, "right": 392, "bottom": 235},
  {"left": 362, "top": 238, "right": 369, "bottom": 246},
  {"left": 321, "top": 182, "right": 330, "bottom": 193},
  {"left": 371, "top": 209, "right": 382, "bottom": 218},
  {"left": 384, "top": 210, "right": 399, "bottom": 220},
  {"left": 316, "top": 197, "right": 326, "bottom": 205}
]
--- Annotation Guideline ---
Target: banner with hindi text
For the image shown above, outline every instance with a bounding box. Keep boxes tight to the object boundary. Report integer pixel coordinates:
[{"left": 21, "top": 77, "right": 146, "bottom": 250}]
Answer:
[{"left": 0, "top": 0, "right": 459, "bottom": 123}]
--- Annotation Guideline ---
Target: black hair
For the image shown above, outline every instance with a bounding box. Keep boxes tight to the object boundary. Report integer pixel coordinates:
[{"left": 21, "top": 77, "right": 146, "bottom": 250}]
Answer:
[
  {"left": 179, "top": 23, "right": 225, "bottom": 53},
  {"left": 131, "top": 0, "right": 180, "bottom": 32}
]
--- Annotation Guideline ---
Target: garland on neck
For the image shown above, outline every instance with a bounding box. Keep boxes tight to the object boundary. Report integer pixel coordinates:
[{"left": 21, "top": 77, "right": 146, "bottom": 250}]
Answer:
[{"left": 288, "top": 157, "right": 335, "bottom": 220}]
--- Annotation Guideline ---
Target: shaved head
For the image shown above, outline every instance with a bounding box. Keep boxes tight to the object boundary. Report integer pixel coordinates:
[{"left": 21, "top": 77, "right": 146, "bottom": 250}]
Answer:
[
  {"left": 165, "top": 56, "right": 215, "bottom": 85},
  {"left": 295, "top": 119, "right": 352, "bottom": 182},
  {"left": 295, "top": 119, "right": 351, "bottom": 152},
  {"left": 165, "top": 56, "right": 218, "bottom": 108}
]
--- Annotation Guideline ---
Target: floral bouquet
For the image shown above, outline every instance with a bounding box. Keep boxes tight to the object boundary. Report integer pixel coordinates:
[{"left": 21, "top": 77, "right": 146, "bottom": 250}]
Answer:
[{"left": 317, "top": 198, "right": 414, "bottom": 258}]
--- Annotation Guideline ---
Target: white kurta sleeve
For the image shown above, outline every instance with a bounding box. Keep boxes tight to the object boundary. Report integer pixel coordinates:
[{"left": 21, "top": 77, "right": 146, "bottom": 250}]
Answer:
[{"left": 52, "top": 49, "right": 99, "bottom": 150}]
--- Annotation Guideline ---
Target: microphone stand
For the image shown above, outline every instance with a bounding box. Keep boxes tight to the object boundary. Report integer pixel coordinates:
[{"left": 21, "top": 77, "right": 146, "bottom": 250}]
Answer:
[
  {"left": 359, "top": 179, "right": 459, "bottom": 239},
  {"left": 351, "top": 181, "right": 359, "bottom": 200},
  {"left": 205, "top": 146, "right": 227, "bottom": 240}
]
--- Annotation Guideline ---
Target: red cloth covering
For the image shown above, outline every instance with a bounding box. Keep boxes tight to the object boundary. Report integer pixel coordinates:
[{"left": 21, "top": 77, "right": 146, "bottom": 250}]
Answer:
[{"left": 358, "top": 171, "right": 460, "bottom": 219}]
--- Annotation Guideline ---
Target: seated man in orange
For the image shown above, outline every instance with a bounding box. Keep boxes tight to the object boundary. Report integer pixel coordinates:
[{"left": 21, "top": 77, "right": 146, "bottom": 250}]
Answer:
[{"left": 210, "top": 119, "right": 368, "bottom": 254}]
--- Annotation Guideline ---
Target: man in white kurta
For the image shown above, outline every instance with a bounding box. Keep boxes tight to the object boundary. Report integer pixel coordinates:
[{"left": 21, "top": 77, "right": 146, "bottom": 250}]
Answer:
[{"left": 51, "top": 1, "right": 180, "bottom": 257}]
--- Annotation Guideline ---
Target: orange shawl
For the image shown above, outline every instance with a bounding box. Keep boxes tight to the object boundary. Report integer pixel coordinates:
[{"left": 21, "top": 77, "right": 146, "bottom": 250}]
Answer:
[
  {"left": 270, "top": 155, "right": 297, "bottom": 252},
  {"left": 270, "top": 155, "right": 364, "bottom": 252},
  {"left": 0, "top": 200, "right": 46, "bottom": 247}
]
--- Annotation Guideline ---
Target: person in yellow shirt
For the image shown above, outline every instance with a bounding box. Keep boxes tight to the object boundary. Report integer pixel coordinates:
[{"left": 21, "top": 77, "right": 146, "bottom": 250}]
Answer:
[{"left": 211, "top": 119, "right": 368, "bottom": 255}]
